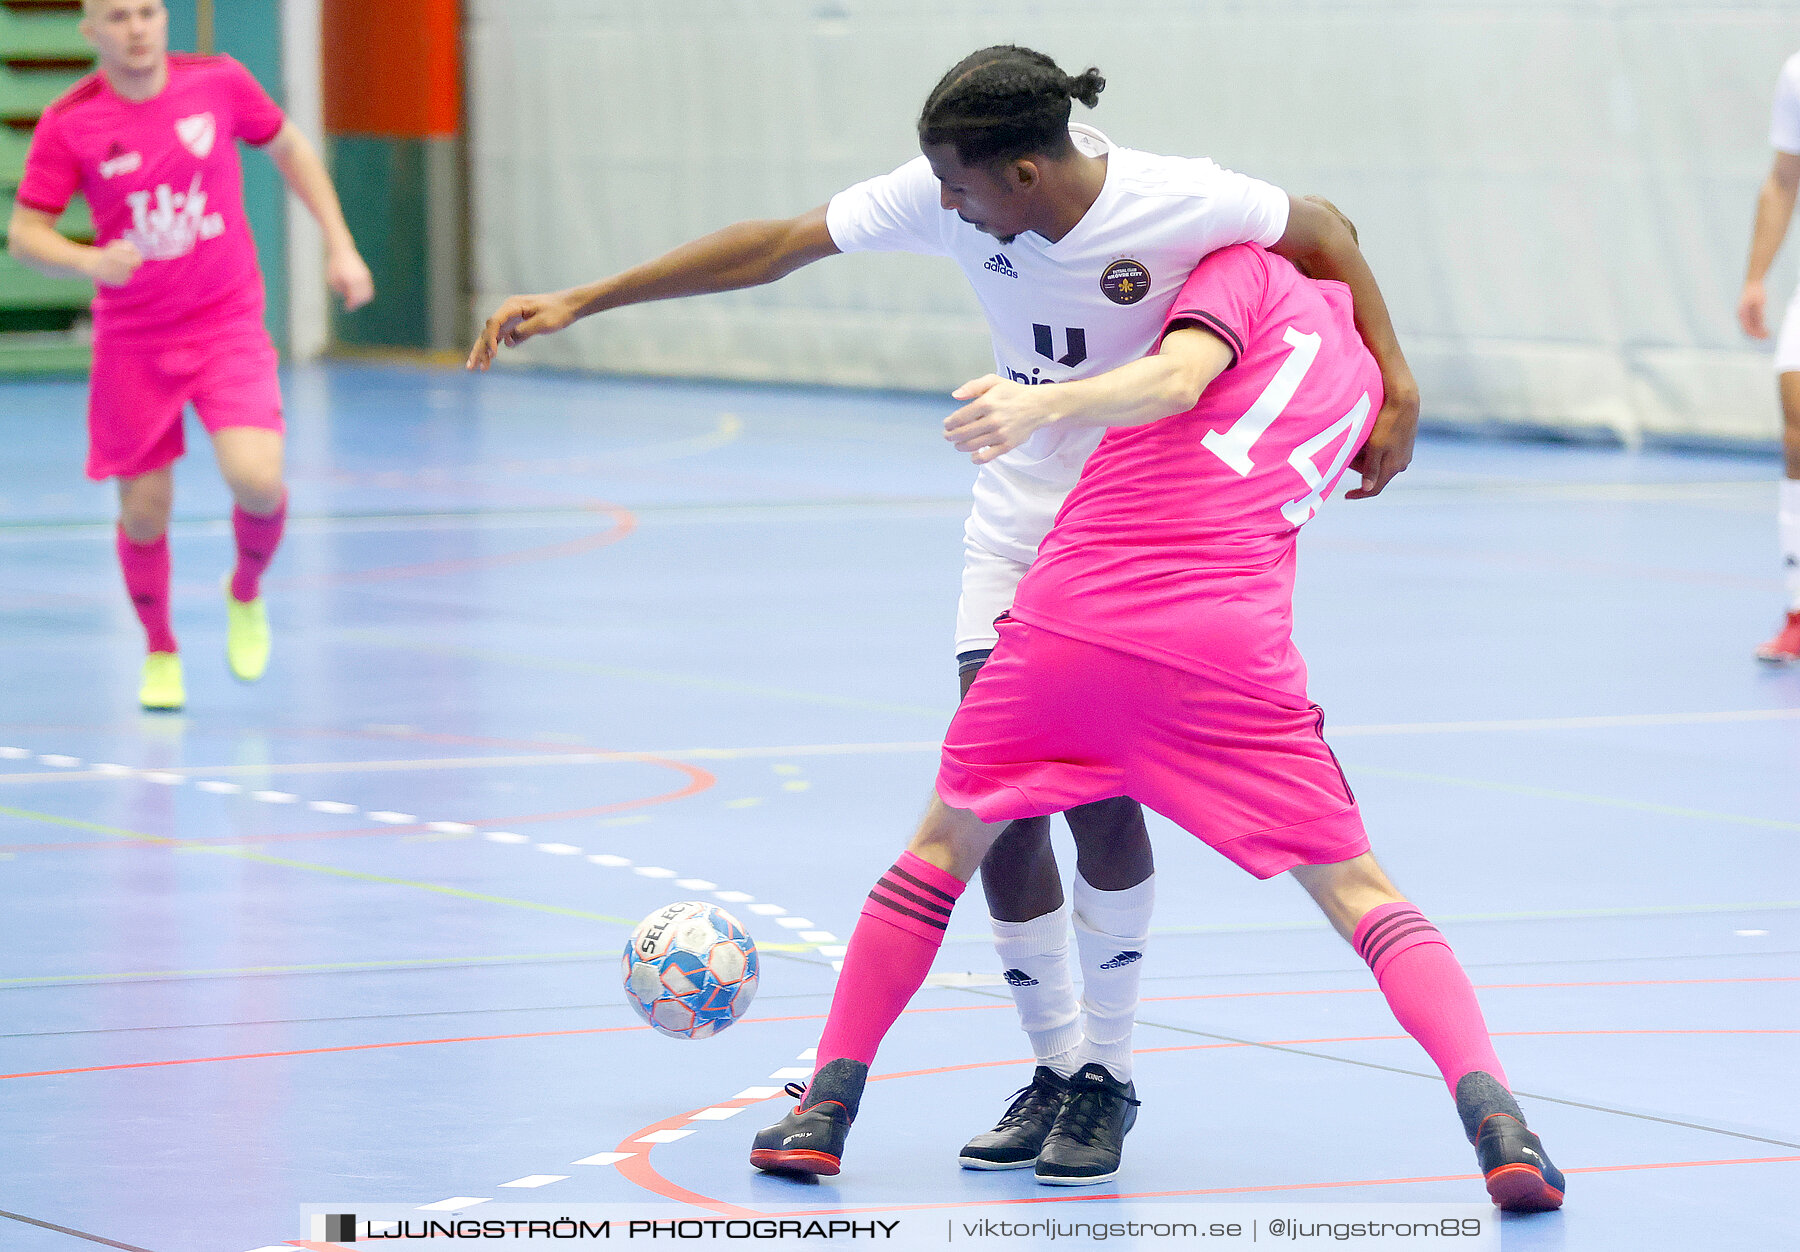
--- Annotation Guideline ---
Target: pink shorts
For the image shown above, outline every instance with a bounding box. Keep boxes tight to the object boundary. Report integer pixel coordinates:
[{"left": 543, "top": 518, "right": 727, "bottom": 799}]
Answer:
[
  {"left": 937, "top": 617, "right": 1369, "bottom": 880},
  {"left": 86, "top": 326, "right": 283, "bottom": 481}
]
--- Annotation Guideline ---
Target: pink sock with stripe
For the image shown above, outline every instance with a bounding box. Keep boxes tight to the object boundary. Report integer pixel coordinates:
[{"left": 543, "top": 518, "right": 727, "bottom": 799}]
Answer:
[
  {"left": 813, "top": 851, "right": 966, "bottom": 1077},
  {"left": 230, "top": 492, "right": 287, "bottom": 603},
  {"left": 116, "top": 527, "right": 177, "bottom": 654},
  {"left": 1354, "top": 901, "right": 1507, "bottom": 1095}
]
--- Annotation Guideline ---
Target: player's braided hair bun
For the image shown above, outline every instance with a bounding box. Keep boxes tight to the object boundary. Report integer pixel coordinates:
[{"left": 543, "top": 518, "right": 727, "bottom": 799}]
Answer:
[
  {"left": 1066, "top": 67, "right": 1106, "bottom": 109},
  {"left": 919, "top": 46, "right": 1105, "bottom": 165}
]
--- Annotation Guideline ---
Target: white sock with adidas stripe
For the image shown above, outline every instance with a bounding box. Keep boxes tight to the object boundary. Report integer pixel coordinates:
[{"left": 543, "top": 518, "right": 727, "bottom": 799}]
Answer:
[
  {"left": 990, "top": 903, "right": 1082, "bottom": 1076},
  {"left": 1072, "top": 871, "right": 1154, "bottom": 1083}
]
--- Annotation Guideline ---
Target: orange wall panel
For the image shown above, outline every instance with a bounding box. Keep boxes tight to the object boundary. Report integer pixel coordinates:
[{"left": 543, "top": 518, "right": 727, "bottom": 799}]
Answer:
[{"left": 322, "top": 0, "right": 461, "bottom": 138}]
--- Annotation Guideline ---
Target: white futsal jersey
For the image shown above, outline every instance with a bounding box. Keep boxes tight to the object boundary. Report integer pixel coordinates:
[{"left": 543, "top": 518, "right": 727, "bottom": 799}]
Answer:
[{"left": 827, "top": 124, "right": 1290, "bottom": 565}]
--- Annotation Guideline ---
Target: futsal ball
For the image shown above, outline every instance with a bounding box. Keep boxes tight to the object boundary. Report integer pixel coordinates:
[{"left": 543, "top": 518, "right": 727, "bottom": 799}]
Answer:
[{"left": 622, "top": 901, "right": 759, "bottom": 1039}]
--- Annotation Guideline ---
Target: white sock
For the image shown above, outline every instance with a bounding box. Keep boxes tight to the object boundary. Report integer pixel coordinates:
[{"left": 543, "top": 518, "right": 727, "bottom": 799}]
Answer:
[
  {"left": 990, "top": 905, "right": 1081, "bottom": 1075},
  {"left": 1781, "top": 478, "right": 1800, "bottom": 611},
  {"left": 1071, "top": 871, "right": 1154, "bottom": 1083}
]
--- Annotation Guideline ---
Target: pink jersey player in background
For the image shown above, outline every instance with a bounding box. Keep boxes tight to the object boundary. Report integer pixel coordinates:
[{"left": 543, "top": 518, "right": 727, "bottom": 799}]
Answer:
[
  {"left": 750, "top": 235, "right": 1566, "bottom": 1213},
  {"left": 6, "top": 0, "right": 372, "bottom": 710}
]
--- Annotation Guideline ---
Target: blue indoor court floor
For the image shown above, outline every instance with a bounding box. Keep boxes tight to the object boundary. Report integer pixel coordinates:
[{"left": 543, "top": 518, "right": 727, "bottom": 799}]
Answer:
[{"left": 0, "top": 362, "right": 1795, "bottom": 1251}]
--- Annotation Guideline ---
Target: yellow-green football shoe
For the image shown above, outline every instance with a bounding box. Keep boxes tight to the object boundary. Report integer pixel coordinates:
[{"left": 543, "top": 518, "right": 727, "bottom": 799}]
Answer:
[
  {"left": 139, "top": 651, "right": 185, "bottom": 711},
  {"left": 223, "top": 577, "right": 271, "bottom": 682}
]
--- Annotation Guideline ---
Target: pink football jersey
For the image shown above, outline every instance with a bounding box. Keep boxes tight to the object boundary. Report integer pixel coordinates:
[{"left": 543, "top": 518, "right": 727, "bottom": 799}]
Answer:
[
  {"left": 1011, "top": 244, "right": 1383, "bottom": 699},
  {"left": 17, "top": 54, "right": 285, "bottom": 344}
]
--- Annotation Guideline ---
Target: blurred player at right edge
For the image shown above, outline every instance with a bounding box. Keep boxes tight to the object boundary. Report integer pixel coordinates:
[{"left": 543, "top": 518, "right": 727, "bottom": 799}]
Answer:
[{"left": 1739, "top": 47, "right": 1800, "bottom": 662}]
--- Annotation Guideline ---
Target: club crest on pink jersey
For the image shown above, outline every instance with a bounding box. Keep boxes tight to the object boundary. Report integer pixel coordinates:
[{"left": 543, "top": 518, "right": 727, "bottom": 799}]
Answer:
[{"left": 175, "top": 112, "right": 217, "bottom": 159}]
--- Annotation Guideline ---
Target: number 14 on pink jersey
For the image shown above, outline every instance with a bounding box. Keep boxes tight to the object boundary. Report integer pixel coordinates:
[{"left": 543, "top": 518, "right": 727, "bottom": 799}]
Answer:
[{"left": 1199, "top": 326, "right": 1375, "bottom": 528}]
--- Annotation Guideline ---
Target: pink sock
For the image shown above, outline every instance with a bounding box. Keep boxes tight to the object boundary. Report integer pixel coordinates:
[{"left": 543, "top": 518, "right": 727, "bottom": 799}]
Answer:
[
  {"left": 230, "top": 492, "right": 287, "bottom": 603},
  {"left": 1354, "top": 901, "right": 1507, "bottom": 1095},
  {"left": 814, "top": 851, "right": 966, "bottom": 1075},
  {"left": 116, "top": 527, "right": 177, "bottom": 654}
]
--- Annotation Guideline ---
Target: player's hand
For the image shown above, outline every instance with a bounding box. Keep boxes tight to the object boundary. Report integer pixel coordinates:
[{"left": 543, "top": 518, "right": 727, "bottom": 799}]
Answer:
[
  {"left": 1344, "top": 381, "right": 1419, "bottom": 500},
  {"left": 467, "top": 292, "right": 581, "bottom": 370},
  {"left": 327, "top": 246, "right": 375, "bottom": 312},
  {"left": 85, "top": 239, "right": 143, "bottom": 287},
  {"left": 1739, "top": 280, "right": 1770, "bottom": 340},
  {"left": 944, "top": 374, "right": 1058, "bottom": 464}
]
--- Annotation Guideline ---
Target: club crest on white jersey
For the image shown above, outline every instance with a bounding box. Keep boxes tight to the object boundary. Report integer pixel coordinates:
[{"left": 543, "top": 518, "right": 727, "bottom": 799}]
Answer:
[
  {"left": 124, "top": 173, "right": 226, "bottom": 260},
  {"left": 175, "top": 111, "right": 217, "bottom": 159}
]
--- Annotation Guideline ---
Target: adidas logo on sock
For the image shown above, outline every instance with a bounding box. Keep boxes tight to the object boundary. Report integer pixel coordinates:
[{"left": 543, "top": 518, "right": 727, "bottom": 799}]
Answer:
[
  {"left": 1099, "top": 951, "right": 1142, "bottom": 969},
  {"left": 1002, "top": 967, "right": 1039, "bottom": 987}
]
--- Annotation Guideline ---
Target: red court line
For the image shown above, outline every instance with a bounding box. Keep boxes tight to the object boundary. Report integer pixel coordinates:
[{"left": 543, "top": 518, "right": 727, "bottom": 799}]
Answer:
[
  {"left": 6, "top": 984, "right": 1792, "bottom": 1080},
  {"left": 618, "top": 1029, "right": 1799, "bottom": 1211},
  {"left": 769, "top": 1154, "right": 1800, "bottom": 1215},
  {"left": 0, "top": 1024, "right": 655, "bottom": 1081},
  {"left": 1142, "top": 974, "right": 1800, "bottom": 1003},
  {"left": 270, "top": 494, "right": 637, "bottom": 588}
]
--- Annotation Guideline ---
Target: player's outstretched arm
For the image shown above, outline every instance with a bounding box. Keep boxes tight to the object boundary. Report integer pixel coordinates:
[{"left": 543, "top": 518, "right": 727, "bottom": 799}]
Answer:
[
  {"left": 1739, "top": 151, "right": 1800, "bottom": 340},
  {"left": 262, "top": 121, "right": 374, "bottom": 312},
  {"left": 5, "top": 203, "right": 141, "bottom": 286},
  {"left": 944, "top": 327, "right": 1233, "bottom": 464},
  {"left": 466, "top": 206, "right": 839, "bottom": 370},
  {"left": 1271, "top": 195, "right": 1418, "bottom": 499}
]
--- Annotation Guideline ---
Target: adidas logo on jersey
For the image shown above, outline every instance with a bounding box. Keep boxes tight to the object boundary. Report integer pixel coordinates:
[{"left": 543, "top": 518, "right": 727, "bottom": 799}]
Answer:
[
  {"left": 983, "top": 253, "right": 1019, "bottom": 278},
  {"left": 1099, "top": 951, "right": 1142, "bottom": 970},
  {"left": 100, "top": 149, "right": 143, "bottom": 179},
  {"left": 1002, "top": 967, "right": 1039, "bottom": 987}
]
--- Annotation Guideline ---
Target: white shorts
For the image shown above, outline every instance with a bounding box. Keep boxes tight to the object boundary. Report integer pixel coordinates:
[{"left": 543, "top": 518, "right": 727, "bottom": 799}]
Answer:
[
  {"left": 955, "top": 531, "right": 1030, "bottom": 659},
  {"left": 1777, "top": 283, "right": 1800, "bottom": 374}
]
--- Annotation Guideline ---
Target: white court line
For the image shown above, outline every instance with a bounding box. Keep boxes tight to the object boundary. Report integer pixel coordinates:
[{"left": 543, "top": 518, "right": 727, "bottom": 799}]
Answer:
[
  {"left": 687, "top": 1107, "right": 746, "bottom": 1121},
  {"left": 499, "top": 1175, "right": 568, "bottom": 1188},
  {"left": 572, "top": 1151, "right": 635, "bottom": 1166},
  {"left": 4, "top": 709, "right": 1794, "bottom": 784},
  {"left": 635, "top": 1127, "right": 696, "bottom": 1144},
  {"left": 417, "top": 1197, "right": 490, "bottom": 1211}
]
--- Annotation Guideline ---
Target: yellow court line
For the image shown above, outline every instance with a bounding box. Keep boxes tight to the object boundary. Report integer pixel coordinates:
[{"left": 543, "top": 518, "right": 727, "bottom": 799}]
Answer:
[{"left": 0, "top": 803, "right": 822, "bottom": 950}]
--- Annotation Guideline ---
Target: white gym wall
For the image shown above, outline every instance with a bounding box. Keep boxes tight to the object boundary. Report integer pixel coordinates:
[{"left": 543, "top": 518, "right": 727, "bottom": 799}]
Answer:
[{"left": 467, "top": 0, "right": 1800, "bottom": 443}]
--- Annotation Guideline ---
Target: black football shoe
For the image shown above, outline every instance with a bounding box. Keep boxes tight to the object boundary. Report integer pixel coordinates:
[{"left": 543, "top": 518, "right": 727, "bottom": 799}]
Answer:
[
  {"left": 1457, "top": 1071, "right": 1566, "bottom": 1212},
  {"left": 1034, "top": 1062, "right": 1139, "bottom": 1186},
  {"left": 959, "top": 1066, "right": 1072, "bottom": 1170},
  {"left": 749, "top": 1057, "right": 867, "bottom": 1177}
]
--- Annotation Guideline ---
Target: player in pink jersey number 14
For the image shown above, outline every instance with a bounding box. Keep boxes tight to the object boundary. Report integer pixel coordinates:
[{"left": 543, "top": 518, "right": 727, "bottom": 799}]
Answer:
[{"left": 6, "top": 0, "right": 373, "bottom": 710}]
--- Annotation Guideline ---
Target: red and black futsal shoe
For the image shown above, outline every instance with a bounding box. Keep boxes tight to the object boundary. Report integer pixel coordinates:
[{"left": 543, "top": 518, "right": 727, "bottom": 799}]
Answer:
[
  {"left": 1474, "top": 1114, "right": 1566, "bottom": 1212},
  {"left": 749, "top": 1058, "right": 866, "bottom": 1176},
  {"left": 1755, "top": 610, "right": 1800, "bottom": 663},
  {"left": 1456, "top": 1071, "right": 1565, "bottom": 1212}
]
